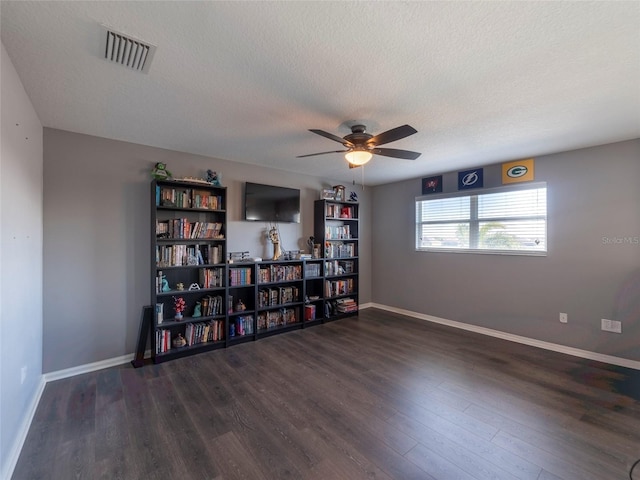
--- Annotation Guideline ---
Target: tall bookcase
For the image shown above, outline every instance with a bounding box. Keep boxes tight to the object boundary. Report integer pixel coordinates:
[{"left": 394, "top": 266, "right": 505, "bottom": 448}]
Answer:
[
  {"left": 314, "top": 199, "right": 359, "bottom": 319},
  {"left": 152, "top": 179, "right": 227, "bottom": 362}
]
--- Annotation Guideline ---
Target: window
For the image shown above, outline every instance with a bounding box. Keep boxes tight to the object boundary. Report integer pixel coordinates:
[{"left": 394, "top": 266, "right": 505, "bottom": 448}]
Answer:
[{"left": 415, "top": 183, "right": 547, "bottom": 255}]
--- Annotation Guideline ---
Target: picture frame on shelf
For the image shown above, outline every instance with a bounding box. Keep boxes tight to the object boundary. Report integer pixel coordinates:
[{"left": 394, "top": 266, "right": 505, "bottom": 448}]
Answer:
[{"left": 321, "top": 188, "right": 335, "bottom": 200}]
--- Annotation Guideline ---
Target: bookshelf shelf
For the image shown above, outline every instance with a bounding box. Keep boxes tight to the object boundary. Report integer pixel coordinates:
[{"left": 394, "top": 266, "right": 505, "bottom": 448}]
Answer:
[{"left": 314, "top": 199, "right": 359, "bottom": 321}]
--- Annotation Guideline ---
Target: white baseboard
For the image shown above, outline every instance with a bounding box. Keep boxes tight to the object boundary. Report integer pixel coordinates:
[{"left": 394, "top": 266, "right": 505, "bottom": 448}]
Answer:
[
  {"left": 43, "top": 352, "right": 140, "bottom": 382},
  {"left": 2, "top": 375, "right": 46, "bottom": 480},
  {"left": 370, "top": 303, "right": 640, "bottom": 371}
]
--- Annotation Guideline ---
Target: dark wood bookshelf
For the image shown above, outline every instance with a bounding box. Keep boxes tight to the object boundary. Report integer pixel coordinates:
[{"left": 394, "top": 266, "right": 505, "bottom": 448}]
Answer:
[{"left": 314, "top": 199, "right": 360, "bottom": 321}]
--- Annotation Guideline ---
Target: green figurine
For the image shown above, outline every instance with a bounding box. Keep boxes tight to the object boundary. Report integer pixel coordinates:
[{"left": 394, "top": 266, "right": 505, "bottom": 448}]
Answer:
[
  {"left": 151, "top": 162, "right": 172, "bottom": 180},
  {"left": 161, "top": 275, "right": 170, "bottom": 292},
  {"left": 193, "top": 302, "right": 202, "bottom": 318}
]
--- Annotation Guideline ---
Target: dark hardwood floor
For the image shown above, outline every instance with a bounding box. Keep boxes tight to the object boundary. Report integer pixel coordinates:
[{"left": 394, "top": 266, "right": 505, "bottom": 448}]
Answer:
[{"left": 12, "top": 308, "right": 640, "bottom": 479}]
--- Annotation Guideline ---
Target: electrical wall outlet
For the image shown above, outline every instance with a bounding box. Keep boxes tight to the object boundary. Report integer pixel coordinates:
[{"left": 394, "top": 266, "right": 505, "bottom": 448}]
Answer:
[
  {"left": 601, "top": 318, "right": 622, "bottom": 333},
  {"left": 559, "top": 313, "right": 568, "bottom": 323}
]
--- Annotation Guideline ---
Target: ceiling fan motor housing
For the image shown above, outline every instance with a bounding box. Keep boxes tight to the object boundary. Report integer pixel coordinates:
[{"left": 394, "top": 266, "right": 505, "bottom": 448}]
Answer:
[{"left": 344, "top": 125, "right": 373, "bottom": 149}]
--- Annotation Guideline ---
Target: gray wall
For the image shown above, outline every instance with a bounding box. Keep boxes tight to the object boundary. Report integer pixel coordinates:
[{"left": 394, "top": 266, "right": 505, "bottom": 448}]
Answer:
[
  {"left": 372, "top": 139, "right": 640, "bottom": 362},
  {"left": 1, "top": 43, "right": 44, "bottom": 478},
  {"left": 43, "top": 128, "right": 371, "bottom": 373}
]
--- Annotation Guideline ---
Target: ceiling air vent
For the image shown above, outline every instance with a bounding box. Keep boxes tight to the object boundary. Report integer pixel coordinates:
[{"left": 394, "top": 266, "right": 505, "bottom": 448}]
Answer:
[{"left": 101, "top": 25, "right": 156, "bottom": 73}]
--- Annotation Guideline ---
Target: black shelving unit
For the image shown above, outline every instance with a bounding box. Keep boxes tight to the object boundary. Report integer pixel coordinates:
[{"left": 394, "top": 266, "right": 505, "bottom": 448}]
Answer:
[
  {"left": 151, "top": 179, "right": 227, "bottom": 363},
  {"left": 314, "top": 199, "right": 359, "bottom": 320}
]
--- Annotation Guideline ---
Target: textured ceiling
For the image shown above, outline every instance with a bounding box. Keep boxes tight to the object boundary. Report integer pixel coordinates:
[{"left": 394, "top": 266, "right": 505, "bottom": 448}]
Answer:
[{"left": 2, "top": 1, "right": 639, "bottom": 185}]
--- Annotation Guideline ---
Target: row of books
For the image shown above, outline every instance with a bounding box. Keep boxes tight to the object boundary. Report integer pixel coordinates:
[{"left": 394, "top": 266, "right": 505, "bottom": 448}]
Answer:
[
  {"left": 325, "top": 242, "right": 356, "bottom": 258},
  {"left": 325, "top": 260, "right": 355, "bottom": 276},
  {"left": 325, "top": 204, "right": 355, "bottom": 219},
  {"left": 335, "top": 297, "right": 358, "bottom": 313},
  {"left": 192, "top": 190, "right": 223, "bottom": 210},
  {"left": 325, "top": 225, "right": 352, "bottom": 240},
  {"left": 199, "top": 295, "right": 225, "bottom": 316},
  {"left": 199, "top": 268, "right": 224, "bottom": 288},
  {"left": 157, "top": 186, "right": 223, "bottom": 210},
  {"left": 229, "top": 267, "right": 252, "bottom": 286},
  {"left": 156, "top": 329, "right": 173, "bottom": 354},
  {"left": 304, "top": 263, "right": 321, "bottom": 277},
  {"left": 257, "top": 264, "right": 302, "bottom": 283},
  {"left": 156, "top": 244, "right": 222, "bottom": 268},
  {"left": 230, "top": 316, "right": 254, "bottom": 337},
  {"left": 325, "top": 278, "right": 355, "bottom": 297},
  {"left": 257, "top": 308, "right": 299, "bottom": 330},
  {"left": 304, "top": 304, "right": 316, "bottom": 321},
  {"left": 156, "top": 219, "right": 224, "bottom": 240},
  {"left": 258, "top": 286, "right": 300, "bottom": 308},
  {"left": 185, "top": 320, "right": 224, "bottom": 346}
]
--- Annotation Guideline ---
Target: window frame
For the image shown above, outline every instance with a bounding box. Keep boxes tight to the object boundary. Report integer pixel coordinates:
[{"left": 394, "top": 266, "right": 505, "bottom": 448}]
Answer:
[{"left": 415, "top": 182, "right": 547, "bottom": 256}]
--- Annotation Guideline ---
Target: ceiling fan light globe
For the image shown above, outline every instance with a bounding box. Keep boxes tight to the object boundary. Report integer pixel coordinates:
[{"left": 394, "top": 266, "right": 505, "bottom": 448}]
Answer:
[{"left": 345, "top": 150, "right": 372, "bottom": 166}]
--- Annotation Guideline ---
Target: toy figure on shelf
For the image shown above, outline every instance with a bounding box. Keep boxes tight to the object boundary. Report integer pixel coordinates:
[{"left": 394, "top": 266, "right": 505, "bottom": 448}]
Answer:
[
  {"left": 349, "top": 191, "right": 358, "bottom": 202},
  {"left": 268, "top": 226, "right": 282, "bottom": 260},
  {"left": 172, "top": 334, "right": 186, "bottom": 348},
  {"left": 193, "top": 302, "right": 202, "bottom": 318},
  {"left": 161, "top": 275, "right": 170, "bottom": 292},
  {"left": 151, "top": 162, "right": 172, "bottom": 180},
  {"left": 207, "top": 170, "right": 222, "bottom": 186}
]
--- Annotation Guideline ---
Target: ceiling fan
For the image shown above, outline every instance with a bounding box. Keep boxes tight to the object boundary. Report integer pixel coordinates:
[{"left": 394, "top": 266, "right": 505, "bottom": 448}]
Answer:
[{"left": 297, "top": 124, "right": 421, "bottom": 167}]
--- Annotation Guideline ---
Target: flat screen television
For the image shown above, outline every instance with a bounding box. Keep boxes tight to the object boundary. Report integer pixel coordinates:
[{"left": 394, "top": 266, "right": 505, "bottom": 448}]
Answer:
[{"left": 244, "top": 182, "right": 301, "bottom": 223}]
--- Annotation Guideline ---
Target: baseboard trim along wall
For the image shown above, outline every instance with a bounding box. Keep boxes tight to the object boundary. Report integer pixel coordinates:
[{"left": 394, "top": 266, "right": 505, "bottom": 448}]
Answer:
[
  {"left": 2, "top": 376, "right": 46, "bottom": 480},
  {"left": 367, "top": 303, "right": 640, "bottom": 371}
]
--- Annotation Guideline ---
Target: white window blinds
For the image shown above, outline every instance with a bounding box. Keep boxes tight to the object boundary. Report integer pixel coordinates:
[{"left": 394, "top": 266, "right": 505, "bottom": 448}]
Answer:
[{"left": 416, "top": 183, "right": 547, "bottom": 255}]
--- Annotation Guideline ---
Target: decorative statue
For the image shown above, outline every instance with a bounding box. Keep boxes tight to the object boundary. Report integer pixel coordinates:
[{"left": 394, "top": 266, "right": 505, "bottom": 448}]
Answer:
[
  {"left": 151, "top": 162, "right": 172, "bottom": 180},
  {"left": 349, "top": 191, "right": 358, "bottom": 202},
  {"left": 193, "top": 302, "right": 202, "bottom": 318},
  {"left": 207, "top": 170, "right": 222, "bottom": 186},
  {"left": 161, "top": 275, "right": 170, "bottom": 292},
  {"left": 176, "top": 282, "right": 185, "bottom": 291},
  {"left": 268, "top": 226, "right": 282, "bottom": 260}
]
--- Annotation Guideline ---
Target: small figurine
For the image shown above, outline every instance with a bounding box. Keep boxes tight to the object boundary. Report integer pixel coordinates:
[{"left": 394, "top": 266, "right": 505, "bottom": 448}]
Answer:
[
  {"left": 193, "top": 302, "right": 202, "bottom": 318},
  {"left": 172, "top": 334, "right": 186, "bottom": 348},
  {"left": 268, "top": 226, "right": 282, "bottom": 260},
  {"left": 235, "top": 299, "right": 246, "bottom": 312},
  {"left": 349, "top": 191, "right": 358, "bottom": 202},
  {"left": 188, "top": 283, "right": 200, "bottom": 291},
  {"left": 151, "top": 162, "right": 172, "bottom": 180},
  {"left": 161, "top": 276, "right": 170, "bottom": 292},
  {"left": 207, "top": 170, "right": 222, "bottom": 186},
  {"left": 176, "top": 282, "right": 185, "bottom": 291}
]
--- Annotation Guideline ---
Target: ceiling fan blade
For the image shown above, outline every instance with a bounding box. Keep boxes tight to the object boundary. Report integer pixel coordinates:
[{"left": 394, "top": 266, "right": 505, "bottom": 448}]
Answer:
[
  {"left": 372, "top": 148, "right": 421, "bottom": 160},
  {"left": 297, "top": 150, "right": 348, "bottom": 158},
  {"left": 368, "top": 124, "right": 417, "bottom": 146},
  {"left": 309, "top": 129, "right": 355, "bottom": 147}
]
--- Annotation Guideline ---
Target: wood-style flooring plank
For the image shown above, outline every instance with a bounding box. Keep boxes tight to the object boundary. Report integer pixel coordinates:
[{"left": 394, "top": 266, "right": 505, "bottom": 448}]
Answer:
[{"left": 11, "top": 308, "right": 640, "bottom": 480}]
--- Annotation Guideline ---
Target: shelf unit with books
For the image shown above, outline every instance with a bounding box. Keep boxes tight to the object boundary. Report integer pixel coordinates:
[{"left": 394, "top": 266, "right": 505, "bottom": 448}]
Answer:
[
  {"left": 302, "top": 259, "right": 324, "bottom": 326},
  {"left": 151, "top": 179, "right": 227, "bottom": 362},
  {"left": 227, "top": 263, "right": 256, "bottom": 344},
  {"left": 314, "top": 199, "right": 359, "bottom": 321},
  {"left": 256, "top": 260, "right": 304, "bottom": 338}
]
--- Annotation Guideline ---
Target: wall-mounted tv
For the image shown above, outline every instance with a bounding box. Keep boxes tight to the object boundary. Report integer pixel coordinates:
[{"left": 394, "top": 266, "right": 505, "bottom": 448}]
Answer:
[{"left": 244, "top": 182, "right": 301, "bottom": 223}]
